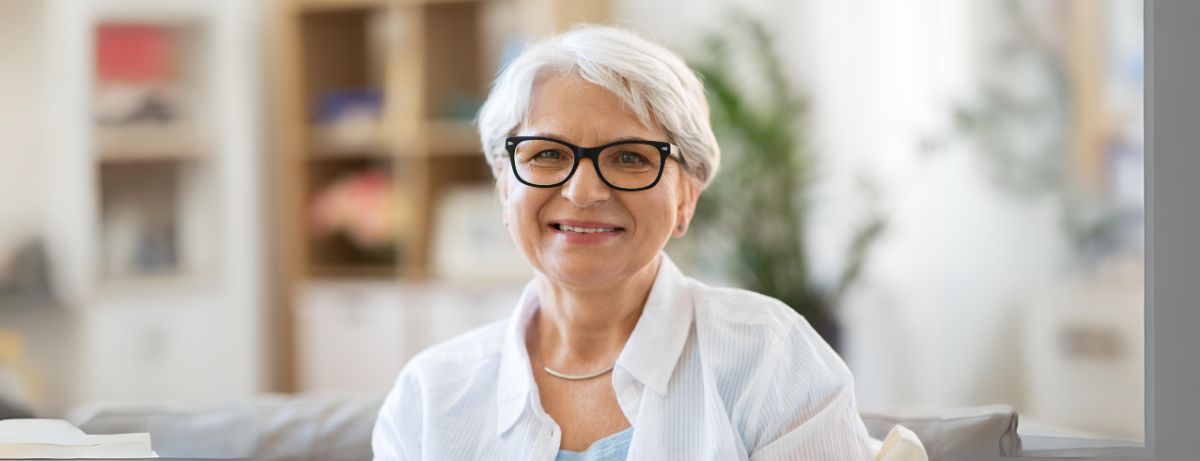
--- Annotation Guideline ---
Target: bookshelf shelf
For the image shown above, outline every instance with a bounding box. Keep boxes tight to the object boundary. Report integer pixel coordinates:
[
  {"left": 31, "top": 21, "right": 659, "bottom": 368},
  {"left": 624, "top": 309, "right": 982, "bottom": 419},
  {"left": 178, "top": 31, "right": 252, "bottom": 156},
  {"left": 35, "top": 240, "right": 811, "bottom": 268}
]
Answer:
[
  {"left": 293, "top": 0, "right": 390, "bottom": 13},
  {"left": 421, "top": 119, "right": 481, "bottom": 157},
  {"left": 95, "top": 124, "right": 205, "bottom": 162}
]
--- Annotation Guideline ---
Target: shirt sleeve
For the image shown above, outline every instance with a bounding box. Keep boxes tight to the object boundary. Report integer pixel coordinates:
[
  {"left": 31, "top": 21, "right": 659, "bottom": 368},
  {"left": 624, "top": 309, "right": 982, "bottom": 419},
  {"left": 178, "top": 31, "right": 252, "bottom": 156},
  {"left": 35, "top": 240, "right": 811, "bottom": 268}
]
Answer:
[
  {"left": 748, "top": 318, "right": 876, "bottom": 461},
  {"left": 372, "top": 367, "right": 423, "bottom": 461}
]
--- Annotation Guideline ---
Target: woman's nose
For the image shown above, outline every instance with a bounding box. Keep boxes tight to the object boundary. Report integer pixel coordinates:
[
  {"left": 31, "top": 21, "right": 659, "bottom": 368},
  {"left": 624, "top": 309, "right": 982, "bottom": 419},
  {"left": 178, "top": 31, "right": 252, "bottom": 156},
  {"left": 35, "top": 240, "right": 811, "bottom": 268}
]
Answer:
[{"left": 560, "top": 158, "right": 611, "bottom": 206}]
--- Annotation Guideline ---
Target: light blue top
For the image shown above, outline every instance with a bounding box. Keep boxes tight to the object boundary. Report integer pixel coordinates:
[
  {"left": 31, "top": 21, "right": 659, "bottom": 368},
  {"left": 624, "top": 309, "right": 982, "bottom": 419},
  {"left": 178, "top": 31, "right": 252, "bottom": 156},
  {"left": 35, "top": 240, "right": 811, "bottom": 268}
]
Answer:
[{"left": 555, "top": 427, "right": 634, "bottom": 461}]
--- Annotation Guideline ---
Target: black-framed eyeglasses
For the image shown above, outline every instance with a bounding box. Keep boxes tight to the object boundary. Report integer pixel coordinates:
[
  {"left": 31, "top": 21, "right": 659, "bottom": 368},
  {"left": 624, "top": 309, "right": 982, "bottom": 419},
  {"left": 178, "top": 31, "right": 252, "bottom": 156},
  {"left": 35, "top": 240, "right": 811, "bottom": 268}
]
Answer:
[{"left": 504, "top": 136, "right": 688, "bottom": 191}]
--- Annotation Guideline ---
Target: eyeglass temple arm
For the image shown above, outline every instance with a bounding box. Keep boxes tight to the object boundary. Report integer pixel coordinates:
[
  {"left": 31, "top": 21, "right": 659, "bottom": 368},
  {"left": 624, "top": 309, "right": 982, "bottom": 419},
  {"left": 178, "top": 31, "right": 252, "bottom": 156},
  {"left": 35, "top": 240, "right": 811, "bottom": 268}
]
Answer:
[{"left": 671, "top": 144, "right": 690, "bottom": 170}]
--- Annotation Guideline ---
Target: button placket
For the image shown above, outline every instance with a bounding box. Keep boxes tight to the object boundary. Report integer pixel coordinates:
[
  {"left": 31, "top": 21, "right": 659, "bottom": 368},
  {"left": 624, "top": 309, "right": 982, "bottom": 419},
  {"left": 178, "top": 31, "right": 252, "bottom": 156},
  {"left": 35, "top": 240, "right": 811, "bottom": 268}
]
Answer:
[{"left": 533, "top": 416, "right": 562, "bottom": 459}]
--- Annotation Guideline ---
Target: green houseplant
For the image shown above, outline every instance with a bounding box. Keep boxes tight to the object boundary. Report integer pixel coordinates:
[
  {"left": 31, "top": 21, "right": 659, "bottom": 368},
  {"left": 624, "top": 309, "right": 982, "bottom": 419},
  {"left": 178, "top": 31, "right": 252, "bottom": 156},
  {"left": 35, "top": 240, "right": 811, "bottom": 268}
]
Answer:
[{"left": 682, "top": 12, "right": 886, "bottom": 350}]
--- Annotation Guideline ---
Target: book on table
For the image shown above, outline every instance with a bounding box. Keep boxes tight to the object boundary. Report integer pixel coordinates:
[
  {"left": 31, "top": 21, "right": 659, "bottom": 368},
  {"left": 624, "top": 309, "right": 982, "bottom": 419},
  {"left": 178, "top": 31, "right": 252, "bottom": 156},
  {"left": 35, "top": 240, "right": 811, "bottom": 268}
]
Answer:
[{"left": 0, "top": 418, "right": 157, "bottom": 459}]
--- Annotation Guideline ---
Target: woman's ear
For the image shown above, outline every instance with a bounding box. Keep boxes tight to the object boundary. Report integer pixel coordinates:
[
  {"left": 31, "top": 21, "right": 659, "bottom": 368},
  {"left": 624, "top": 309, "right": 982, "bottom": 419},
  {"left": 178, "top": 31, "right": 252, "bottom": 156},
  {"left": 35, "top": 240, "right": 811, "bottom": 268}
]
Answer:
[
  {"left": 493, "top": 158, "right": 510, "bottom": 204},
  {"left": 493, "top": 159, "right": 513, "bottom": 229},
  {"left": 673, "top": 176, "right": 701, "bottom": 238}
]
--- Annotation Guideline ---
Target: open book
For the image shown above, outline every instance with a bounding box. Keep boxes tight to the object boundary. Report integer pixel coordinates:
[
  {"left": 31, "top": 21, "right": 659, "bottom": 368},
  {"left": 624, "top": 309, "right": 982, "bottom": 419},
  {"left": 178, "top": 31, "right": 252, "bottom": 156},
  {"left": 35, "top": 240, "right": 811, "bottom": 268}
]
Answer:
[{"left": 0, "top": 419, "right": 157, "bottom": 459}]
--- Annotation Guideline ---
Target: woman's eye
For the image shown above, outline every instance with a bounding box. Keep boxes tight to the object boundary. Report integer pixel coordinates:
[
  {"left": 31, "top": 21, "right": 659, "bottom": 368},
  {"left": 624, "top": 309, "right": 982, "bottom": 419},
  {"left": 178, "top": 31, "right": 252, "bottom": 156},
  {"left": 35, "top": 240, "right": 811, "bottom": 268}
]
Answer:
[
  {"left": 618, "top": 152, "right": 647, "bottom": 165},
  {"left": 535, "top": 150, "right": 563, "bottom": 160}
]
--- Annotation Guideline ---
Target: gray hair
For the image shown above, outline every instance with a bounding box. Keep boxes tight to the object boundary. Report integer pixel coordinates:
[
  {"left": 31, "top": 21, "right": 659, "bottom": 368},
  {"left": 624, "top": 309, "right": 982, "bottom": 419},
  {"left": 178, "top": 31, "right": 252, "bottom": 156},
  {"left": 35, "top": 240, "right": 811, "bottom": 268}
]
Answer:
[{"left": 476, "top": 25, "right": 721, "bottom": 189}]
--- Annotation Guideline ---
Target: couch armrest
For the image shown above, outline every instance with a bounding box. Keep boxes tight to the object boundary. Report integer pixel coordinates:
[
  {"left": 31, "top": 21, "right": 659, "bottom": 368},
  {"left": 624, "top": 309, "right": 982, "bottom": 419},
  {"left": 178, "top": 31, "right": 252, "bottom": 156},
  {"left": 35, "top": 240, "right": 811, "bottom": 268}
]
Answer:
[{"left": 861, "top": 404, "right": 1020, "bottom": 461}]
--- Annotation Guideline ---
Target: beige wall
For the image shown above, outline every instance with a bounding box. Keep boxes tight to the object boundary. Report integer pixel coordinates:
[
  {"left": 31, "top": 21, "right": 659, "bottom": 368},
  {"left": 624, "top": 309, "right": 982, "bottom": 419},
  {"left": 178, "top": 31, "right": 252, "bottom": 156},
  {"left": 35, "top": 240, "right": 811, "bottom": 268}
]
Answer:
[{"left": 0, "top": 0, "right": 49, "bottom": 262}]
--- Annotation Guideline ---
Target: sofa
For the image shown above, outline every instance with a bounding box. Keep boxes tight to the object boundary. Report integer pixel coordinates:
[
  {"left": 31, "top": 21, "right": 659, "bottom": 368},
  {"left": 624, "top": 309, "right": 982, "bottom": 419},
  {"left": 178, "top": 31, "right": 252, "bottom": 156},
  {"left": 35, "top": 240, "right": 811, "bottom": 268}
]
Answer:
[{"left": 75, "top": 394, "right": 1019, "bottom": 460}]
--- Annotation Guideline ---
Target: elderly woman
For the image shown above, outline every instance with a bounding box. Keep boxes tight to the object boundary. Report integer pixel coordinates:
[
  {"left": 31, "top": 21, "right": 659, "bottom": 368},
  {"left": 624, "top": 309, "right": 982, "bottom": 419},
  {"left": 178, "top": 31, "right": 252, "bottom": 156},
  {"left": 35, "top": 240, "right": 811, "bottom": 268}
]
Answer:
[{"left": 372, "top": 26, "right": 876, "bottom": 460}]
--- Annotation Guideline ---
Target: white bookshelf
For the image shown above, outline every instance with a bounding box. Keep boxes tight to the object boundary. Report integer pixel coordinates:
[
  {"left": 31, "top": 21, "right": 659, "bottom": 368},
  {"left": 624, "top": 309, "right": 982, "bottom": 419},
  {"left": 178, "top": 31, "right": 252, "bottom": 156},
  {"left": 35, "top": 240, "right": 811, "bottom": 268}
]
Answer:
[{"left": 43, "top": 0, "right": 265, "bottom": 409}]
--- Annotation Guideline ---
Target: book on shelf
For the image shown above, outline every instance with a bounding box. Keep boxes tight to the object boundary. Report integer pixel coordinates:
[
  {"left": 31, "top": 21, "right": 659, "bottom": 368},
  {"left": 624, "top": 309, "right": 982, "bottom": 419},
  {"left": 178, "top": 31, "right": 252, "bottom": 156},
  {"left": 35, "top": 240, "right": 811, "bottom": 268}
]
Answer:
[{"left": 0, "top": 419, "right": 157, "bottom": 459}]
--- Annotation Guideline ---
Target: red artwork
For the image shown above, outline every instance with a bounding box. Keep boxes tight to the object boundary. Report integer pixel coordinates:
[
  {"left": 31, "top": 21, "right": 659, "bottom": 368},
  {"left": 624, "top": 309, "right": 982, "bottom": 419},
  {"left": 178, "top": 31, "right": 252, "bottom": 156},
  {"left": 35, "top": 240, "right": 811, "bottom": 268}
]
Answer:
[{"left": 95, "top": 24, "right": 174, "bottom": 83}]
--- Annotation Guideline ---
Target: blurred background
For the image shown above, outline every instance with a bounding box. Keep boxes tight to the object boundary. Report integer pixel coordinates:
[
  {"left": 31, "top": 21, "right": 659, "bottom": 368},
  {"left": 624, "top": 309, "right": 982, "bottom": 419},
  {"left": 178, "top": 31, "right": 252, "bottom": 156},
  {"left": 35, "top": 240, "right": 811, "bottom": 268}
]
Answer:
[{"left": 0, "top": 0, "right": 1143, "bottom": 444}]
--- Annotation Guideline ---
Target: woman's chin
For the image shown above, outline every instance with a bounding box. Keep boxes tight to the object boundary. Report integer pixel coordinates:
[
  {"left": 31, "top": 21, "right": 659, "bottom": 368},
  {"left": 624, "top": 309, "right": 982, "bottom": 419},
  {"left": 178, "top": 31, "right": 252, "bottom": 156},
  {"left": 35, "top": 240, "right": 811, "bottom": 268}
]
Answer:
[{"left": 538, "top": 256, "right": 627, "bottom": 287}]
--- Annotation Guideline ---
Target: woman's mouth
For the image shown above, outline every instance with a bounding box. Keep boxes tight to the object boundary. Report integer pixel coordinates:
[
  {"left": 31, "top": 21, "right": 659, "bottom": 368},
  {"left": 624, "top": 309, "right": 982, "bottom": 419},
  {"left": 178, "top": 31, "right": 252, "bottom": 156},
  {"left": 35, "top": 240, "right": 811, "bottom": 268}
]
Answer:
[
  {"left": 552, "top": 223, "right": 619, "bottom": 233},
  {"left": 548, "top": 221, "right": 624, "bottom": 243}
]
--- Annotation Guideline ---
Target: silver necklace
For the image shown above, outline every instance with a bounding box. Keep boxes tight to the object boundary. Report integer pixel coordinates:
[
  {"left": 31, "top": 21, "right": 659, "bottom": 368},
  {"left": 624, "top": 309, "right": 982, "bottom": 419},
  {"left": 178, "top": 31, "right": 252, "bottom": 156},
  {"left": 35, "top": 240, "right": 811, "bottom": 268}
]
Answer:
[{"left": 543, "top": 364, "right": 615, "bottom": 380}]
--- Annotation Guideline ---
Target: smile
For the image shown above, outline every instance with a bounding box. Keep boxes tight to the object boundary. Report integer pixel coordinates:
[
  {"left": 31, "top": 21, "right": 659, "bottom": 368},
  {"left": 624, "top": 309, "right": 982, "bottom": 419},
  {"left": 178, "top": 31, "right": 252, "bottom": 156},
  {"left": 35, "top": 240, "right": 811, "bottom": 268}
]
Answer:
[
  {"left": 548, "top": 221, "right": 625, "bottom": 244},
  {"left": 554, "top": 223, "right": 619, "bottom": 234}
]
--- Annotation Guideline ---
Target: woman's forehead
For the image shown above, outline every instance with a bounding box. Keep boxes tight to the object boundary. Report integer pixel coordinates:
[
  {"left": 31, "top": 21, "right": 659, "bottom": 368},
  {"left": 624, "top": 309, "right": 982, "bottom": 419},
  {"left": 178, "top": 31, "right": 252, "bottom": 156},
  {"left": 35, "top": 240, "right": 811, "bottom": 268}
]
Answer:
[{"left": 522, "top": 74, "right": 666, "bottom": 143}]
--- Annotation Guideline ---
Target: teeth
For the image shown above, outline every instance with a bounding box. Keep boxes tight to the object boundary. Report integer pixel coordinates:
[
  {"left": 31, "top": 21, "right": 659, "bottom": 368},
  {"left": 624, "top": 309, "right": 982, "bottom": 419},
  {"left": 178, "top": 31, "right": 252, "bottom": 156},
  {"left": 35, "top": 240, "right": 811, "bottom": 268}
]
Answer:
[{"left": 559, "top": 224, "right": 616, "bottom": 234}]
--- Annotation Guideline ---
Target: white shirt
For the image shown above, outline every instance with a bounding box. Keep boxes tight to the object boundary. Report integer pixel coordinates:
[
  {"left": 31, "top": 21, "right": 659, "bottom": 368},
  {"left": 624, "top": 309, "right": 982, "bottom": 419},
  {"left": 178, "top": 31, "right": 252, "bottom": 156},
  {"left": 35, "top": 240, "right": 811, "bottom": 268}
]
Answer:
[{"left": 373, "top": 255, "right": 877, "bottom": 460}]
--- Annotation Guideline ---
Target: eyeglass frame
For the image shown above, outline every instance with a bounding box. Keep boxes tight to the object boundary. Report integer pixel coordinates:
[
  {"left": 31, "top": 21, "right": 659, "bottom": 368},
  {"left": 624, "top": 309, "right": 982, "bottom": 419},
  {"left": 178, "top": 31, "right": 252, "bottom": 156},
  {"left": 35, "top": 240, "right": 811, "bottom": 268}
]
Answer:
[{"left": 503, "top": 136, "right": 689, "bottom": 192}]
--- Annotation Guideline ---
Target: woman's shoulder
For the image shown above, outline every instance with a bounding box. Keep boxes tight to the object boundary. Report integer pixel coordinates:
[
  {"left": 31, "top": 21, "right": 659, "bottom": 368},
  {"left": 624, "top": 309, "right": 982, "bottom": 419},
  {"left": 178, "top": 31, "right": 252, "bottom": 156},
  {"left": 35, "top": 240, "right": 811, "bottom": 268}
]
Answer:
[
  {"left": 683, "top": 277, "right": 844, "bottom": 379},
  {"left": 686, "top": 278, "right": 809, "bottom": 341},
  {"left": 375, "top": 319, "right": 512, "bottom": 458},
  {"left": 682, "top": 278, "right": 855, "bottom": 444},
  {"left": 399, "top": 318, "right": 509, "bottom": 379}
]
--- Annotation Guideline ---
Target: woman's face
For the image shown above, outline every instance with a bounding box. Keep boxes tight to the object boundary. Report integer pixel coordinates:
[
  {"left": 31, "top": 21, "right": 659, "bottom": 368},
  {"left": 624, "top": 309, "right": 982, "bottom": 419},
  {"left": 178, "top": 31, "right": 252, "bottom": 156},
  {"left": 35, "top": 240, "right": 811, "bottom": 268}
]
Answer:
[{"left": 496, "top": 73, "right": 700, "bottom": 288}]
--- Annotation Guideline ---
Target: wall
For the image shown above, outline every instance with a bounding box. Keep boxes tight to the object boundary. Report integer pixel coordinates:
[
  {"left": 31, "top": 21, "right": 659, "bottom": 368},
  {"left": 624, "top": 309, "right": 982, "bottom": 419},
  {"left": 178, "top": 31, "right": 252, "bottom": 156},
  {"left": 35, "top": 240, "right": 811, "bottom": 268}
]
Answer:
[{"left": 0, "top": 0, "right": 49, "bottom": 262}]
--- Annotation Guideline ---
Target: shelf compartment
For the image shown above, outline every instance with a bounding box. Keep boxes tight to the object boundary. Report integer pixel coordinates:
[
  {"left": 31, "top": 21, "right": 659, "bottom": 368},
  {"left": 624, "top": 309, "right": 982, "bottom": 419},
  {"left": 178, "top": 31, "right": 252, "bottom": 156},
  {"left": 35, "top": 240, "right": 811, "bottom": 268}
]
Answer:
[
  {"left": 299, "top": 9, "right": 384, "bottom": 122},
  {"left": 420, "top": 2, "right": 484, "bottom": 121},
  {"left": 92, "top": 22, "right": 209, "bottom": 162},
  {"left": 304, "top": 158, "right": 416, "bottom": 273},
  {"left": 96, "top": 159, "right": 212, "bottom": 284}
]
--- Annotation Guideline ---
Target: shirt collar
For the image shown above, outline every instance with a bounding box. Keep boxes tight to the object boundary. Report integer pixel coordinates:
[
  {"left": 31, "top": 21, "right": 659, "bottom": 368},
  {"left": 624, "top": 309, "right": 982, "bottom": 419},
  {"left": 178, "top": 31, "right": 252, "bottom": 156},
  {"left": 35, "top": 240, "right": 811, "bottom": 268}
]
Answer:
[
  {"left": 614, "top": 254, "right": 694, "bottom": 396},
  {"left": 494, "top": 253, "right": 695, "bottom": 435},
  {"left": 496, "top": 281, "right": 540, "bottom": 435}
]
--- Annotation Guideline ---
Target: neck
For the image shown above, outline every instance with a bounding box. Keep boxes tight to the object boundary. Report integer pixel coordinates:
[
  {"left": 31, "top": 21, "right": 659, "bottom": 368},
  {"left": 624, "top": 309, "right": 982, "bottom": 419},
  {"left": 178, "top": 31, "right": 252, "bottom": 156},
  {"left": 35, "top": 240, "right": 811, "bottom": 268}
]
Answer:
[{"left": 531, "top": 255, "right": 662, "bottom": 371}]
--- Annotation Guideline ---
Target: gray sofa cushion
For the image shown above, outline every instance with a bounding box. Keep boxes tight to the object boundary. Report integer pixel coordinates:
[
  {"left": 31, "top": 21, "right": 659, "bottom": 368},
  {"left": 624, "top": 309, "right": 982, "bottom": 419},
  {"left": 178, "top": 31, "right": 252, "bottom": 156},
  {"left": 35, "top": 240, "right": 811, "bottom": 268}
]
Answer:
[
  {"left": 77, "top": 395, "right": 1016, "bottom": 461},
  {"left": 861, "top": 404, "right": 1020, "bottom": 460},
  {"left": 77, "top": 394, "right": 383, "bottom": 461}
]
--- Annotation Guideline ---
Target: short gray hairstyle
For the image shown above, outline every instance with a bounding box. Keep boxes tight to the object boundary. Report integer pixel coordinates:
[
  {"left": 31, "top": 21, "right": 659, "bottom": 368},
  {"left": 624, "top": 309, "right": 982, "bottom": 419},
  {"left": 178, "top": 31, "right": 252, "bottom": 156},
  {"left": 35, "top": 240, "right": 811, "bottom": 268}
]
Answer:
[{"left": 476, "top": 25, "right": 721, "bottom": 189}]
